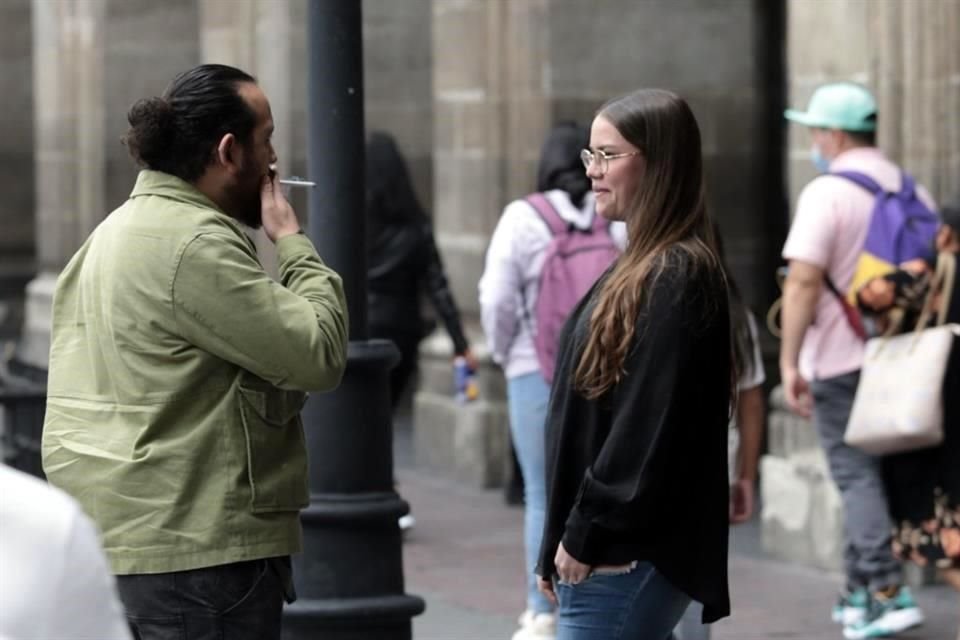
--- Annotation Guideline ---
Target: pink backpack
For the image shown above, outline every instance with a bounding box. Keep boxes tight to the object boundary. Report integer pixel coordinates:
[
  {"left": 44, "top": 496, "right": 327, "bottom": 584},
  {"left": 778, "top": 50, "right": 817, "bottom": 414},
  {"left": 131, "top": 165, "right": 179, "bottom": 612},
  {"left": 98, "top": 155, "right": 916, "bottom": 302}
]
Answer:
[{"left": 527, "top": 193, "right": 620, "bottom": 383}]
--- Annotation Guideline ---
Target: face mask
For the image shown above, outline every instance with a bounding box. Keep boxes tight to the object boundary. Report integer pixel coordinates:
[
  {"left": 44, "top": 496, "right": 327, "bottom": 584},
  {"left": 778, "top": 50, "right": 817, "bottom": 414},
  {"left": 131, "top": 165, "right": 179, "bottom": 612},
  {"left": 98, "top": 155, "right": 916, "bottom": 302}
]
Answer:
[{"left": 810, "top": 145, "right": 831, "bottom": 173}]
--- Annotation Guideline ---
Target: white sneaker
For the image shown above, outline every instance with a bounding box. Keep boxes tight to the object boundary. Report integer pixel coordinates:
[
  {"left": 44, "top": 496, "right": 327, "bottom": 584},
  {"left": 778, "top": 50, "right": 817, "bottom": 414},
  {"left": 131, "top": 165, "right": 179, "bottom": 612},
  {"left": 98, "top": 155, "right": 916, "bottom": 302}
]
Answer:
[
  {"left": 398, "top": 513, "right": 416, "bottom": 532},
  {"left": 511, "top": 610, "right": 556, "bottom": 640},
  {"left": 516, "top": 610, "right": 535, "bottom": 628}
]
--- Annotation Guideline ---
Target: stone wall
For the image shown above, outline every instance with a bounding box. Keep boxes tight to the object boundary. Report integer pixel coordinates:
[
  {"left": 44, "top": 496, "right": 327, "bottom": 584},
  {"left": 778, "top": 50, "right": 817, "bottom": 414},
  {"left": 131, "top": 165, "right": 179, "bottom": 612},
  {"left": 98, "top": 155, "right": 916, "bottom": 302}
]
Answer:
[
  {"left": 363, "top": 0, "right": 434, "bottom": 213},
  {"left": 106, "top": 0, "right": 199, "bottom": 211}
]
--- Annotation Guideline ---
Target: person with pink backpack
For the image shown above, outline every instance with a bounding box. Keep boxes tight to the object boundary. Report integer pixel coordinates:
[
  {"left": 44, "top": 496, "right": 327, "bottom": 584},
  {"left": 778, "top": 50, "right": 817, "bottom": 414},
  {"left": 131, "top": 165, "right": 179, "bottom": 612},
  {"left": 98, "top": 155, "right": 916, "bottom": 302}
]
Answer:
[{"left": 479, "top": 122, "right": 625, "bottom": 640}]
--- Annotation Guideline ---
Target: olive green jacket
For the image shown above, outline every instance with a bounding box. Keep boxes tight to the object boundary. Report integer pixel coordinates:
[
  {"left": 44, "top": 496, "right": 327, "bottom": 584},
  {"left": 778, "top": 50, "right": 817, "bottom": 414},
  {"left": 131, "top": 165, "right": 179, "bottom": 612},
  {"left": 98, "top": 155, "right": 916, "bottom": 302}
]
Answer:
[{"left": 41, "top": 170, "right": 348, "bottom": 574}]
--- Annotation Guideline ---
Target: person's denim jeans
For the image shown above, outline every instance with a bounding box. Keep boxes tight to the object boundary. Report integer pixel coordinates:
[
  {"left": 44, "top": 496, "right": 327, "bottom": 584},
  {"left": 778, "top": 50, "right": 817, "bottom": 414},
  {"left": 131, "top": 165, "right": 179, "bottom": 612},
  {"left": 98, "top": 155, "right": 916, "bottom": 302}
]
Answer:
[
  {"left": 555, "top": 562, "right": 691, "bottom": 640},
  {"left": 507, "top": 372, "right": 553, "bottom": 614},
  {"left": 115, "top": 557, "right": 290, "bottom": 640}
]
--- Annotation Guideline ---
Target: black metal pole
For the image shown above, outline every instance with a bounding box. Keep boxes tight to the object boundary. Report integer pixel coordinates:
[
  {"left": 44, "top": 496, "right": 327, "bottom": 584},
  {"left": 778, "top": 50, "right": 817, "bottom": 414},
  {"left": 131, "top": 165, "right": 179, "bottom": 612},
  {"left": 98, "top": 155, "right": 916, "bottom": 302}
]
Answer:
[{"left": 282, "top": 2, "right": 424, "bottom": 638}]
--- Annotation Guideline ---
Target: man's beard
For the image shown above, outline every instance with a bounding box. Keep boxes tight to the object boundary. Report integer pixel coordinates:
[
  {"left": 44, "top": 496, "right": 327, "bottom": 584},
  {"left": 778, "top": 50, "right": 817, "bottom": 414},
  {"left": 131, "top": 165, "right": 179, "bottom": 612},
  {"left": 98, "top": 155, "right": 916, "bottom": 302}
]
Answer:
[
  {"left": 233, "top": 193, "right": 262, "bottom": 229},
  {"left": 228, "top": 164, "right": 264, "bottom": 229}
]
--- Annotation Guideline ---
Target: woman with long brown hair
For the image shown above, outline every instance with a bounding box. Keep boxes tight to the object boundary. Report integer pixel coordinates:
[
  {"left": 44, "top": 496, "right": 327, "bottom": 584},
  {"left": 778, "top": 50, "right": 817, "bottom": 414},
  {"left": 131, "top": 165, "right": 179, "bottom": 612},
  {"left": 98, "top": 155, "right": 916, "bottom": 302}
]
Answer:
[{"left": 535, "top": 89, "right": 733, "bottom": 639}]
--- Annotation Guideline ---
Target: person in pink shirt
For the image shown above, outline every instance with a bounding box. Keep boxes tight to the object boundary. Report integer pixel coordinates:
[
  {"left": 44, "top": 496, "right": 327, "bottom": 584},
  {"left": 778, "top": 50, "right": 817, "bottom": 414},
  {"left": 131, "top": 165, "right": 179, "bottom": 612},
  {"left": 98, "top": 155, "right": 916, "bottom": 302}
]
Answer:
[{"left": 779, "top": 82, "right": 936, "bottom": 640}]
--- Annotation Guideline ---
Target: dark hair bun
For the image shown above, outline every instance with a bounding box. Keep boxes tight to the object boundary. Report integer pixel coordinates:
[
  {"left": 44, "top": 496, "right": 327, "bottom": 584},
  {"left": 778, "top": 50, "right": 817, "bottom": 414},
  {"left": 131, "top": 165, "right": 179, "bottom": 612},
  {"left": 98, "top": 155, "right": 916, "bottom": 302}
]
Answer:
[{"left": 123, "top": 97, "right": 174, "bottom": 168}]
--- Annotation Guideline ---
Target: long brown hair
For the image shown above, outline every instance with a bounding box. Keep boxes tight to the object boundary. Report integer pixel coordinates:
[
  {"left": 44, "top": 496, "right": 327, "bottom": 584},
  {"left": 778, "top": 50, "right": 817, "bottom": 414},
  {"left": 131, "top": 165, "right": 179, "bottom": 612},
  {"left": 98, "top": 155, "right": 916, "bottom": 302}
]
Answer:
[{"left": 574, "top": 89, "right": 724, "bottom": 399}]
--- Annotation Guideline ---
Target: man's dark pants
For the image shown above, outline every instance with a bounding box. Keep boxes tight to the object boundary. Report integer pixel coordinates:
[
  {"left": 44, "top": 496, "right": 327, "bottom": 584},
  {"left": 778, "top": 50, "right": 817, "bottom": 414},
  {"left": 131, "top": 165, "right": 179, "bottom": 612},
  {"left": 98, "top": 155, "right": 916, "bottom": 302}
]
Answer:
[
  {"left": 116, "top": 557, "right": 291, "bottom": 640},
  {"left": 812, "top": 370, "right": 902, "bottom": 591}
]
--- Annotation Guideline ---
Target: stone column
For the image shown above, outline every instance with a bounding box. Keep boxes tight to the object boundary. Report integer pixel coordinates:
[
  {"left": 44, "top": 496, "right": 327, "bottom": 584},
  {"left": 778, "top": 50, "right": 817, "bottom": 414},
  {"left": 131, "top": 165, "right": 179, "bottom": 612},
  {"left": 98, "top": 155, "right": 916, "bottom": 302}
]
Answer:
[
  {"left": 19, "top": 0, "right": 107, "bottom": 369},
  {"left": 416, "top": 0, "right": 506, "bottom": 488},
  {"left": 0, "top": 0, "right": 36, "bottom": 337},
  {"left": 415, "top": 0, "right": 551, "bottom": 488},
  {"left": 363, "top": 0, "right": 435, "bottom": 211},
  {"left": 785, "top": 0, "right": 960, "bottom": 210},
  {"left": 430, "top": 0, "right": 552, "bottom": 305},
  {"left": 198, "top": 0, "right": 295, "bottom": 276},
  {"left": 870, "top": 0, "right": 960, "bottom": 202}
]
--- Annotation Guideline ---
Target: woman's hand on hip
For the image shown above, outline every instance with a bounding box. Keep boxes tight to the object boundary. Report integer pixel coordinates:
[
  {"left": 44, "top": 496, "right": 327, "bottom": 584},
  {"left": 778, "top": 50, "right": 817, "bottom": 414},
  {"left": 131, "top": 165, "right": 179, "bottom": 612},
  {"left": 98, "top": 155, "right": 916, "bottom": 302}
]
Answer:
[{"left": 554, "top": 542, "right": 590, "bottom": 585}]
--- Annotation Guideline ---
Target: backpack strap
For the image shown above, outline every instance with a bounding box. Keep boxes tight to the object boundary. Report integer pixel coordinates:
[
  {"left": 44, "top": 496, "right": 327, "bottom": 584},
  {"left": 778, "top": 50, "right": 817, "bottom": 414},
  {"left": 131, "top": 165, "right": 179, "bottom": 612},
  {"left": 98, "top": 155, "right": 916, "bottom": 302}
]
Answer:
[
  {"left": 525, "top": 193, "right": 567, "bottom": 236},
  {"left": 897, "top": 171, "right": 917, "bottom": 199},
  {"left": 819, "top": 170, "right": 876, "bottom": 341},
  {"left": 830, "top": 170, "right": 884, "bottom": 195},
  {"left": 833, "top": 169, "right": 920, "bottom": 201},
  {"left": 824, "top": 275, "right": 869, "bottom": 341}
]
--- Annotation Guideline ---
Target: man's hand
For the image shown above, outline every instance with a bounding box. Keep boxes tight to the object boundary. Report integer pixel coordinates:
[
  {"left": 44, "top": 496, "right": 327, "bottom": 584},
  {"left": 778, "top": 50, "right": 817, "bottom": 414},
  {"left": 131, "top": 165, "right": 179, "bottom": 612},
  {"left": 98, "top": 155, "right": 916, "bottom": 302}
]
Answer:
[
  {"left": 554, "top": 542, "right": 590, "bottom": 585},
  {"left": 780, "top": 364, "right": 812, "bottom": 418},
  {"left": 261, "top": 173, "right": 300, "bottom": 242},
  {"left": 779, "top": 260, "right": 821, "bottom": 419},
  {"left": 537, "top": 576, "right": 557, "bottom": 606},
  {"left": 729, "top": 478, "right": 755, "bottom": 524}
]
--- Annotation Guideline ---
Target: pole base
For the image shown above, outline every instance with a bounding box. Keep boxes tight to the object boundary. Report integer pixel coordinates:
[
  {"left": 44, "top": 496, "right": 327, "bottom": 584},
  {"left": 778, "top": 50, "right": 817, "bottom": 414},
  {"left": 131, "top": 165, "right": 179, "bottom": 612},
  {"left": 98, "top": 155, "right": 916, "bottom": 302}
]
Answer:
[{"left": 282, "top": 594, "right": 425, "bottom": 640}]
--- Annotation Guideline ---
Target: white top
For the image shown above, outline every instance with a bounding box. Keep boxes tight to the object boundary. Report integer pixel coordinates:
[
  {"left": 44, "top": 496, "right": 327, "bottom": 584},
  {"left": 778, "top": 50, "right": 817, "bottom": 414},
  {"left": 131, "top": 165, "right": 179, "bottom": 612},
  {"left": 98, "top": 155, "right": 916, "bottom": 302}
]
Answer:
[
  {"left": 738, "top": 312, "right": 766, "bottom": 391},
  {"left": 478, "top": 190, "right": 628, "bottom": 379},
  {"left": 0, "top": 464, "right": 132, "bottom": 640},
  {"left": 728, "top": 312, "right": 767, "bottom": 482}
]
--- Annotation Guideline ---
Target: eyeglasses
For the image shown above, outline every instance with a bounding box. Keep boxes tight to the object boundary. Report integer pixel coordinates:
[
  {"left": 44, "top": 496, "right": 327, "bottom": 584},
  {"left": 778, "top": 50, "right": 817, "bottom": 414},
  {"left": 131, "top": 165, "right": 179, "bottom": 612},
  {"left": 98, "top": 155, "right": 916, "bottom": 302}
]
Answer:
[{"left": 580, "top": 148, "right": 641, "bottom": 175}]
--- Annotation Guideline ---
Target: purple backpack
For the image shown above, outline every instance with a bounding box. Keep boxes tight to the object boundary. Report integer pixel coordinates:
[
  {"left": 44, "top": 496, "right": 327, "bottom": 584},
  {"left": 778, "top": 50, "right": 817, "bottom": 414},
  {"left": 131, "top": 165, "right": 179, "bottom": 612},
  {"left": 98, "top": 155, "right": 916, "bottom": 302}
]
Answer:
[
  {"left": 826, "top": 170, "right": 938, "bottom": 338},
  {"left": 527, "top": 193, "right": 620, "bottom": 383}
]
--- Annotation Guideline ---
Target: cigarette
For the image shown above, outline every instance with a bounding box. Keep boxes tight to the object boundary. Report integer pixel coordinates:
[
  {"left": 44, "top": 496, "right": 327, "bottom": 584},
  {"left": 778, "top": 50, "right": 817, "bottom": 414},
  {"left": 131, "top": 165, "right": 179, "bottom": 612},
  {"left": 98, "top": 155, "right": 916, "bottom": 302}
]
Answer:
[{"left": 278, "top": 179, "right": 316, "bottom": 188}]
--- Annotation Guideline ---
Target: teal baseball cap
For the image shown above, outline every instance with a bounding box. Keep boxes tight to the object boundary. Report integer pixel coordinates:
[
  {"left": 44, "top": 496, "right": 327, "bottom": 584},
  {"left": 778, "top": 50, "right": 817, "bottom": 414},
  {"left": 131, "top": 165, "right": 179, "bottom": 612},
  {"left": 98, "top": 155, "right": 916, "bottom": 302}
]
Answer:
[{"left": 784, "top": 82, "right": 877, "bottom": 132}]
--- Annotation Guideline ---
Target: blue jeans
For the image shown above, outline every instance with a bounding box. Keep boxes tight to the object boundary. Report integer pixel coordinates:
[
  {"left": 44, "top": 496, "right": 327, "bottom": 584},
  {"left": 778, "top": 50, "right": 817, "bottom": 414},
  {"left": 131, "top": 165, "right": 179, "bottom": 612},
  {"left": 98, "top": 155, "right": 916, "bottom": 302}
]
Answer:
[
  {"left": 507, "top": 372, "right": 552, "bottom": 614},
  {"left": 555, "top": 562, "right": 691, "bottom": 640}
]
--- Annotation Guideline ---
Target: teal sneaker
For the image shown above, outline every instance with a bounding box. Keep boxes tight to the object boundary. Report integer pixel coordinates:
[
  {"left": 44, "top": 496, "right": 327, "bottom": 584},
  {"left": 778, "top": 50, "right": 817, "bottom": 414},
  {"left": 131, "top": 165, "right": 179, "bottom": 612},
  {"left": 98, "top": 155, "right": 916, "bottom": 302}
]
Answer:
[
  {"left": 842, "top": 587, "right": 924, "bottom": 639},
  {"left": 832, "top": 587, "right": 869, "bottom": 626}
]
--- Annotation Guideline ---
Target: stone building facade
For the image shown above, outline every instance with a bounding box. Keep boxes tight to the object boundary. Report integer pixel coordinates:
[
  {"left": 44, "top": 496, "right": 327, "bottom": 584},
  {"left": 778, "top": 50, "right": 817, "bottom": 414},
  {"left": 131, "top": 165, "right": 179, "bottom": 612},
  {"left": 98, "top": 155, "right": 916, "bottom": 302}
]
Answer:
[{"left": 1, "top": 0, "right": 959, "bottom": 572}]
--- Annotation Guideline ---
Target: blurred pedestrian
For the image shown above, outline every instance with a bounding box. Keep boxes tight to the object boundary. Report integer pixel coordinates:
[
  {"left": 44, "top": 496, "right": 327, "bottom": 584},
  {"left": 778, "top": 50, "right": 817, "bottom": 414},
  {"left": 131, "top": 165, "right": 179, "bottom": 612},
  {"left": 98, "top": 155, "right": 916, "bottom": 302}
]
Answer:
[
  {"left": 672, "top": 225, "right": 766, "bottom": 640},
  {"left": 366, "top": 131, "right": 474, "bottom": 409},
  {"left": 479, "top": 122, "right": 626, "bottom": 640},
  {"left": 41, "top": 64, "right": 349, "bottom": 640},
  {"left": 0, "top": 464, "right": 132, "bottom": 640},
  {"left": 857, "top": 199, "right": 960, "bottom": 630},
  {"left": 535, "top": 89, "right": 733, "bottom": 639},
  {"left": 780, "top": 82, "right": 935, "bottom": 638}
]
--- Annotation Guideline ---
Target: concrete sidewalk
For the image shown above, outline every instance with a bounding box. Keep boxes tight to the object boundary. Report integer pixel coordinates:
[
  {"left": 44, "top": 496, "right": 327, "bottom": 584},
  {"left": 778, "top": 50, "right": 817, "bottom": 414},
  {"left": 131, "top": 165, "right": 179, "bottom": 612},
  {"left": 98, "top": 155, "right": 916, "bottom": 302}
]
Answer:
[{"left": 397, "top": 468, "right": 958, "bottom": 640}]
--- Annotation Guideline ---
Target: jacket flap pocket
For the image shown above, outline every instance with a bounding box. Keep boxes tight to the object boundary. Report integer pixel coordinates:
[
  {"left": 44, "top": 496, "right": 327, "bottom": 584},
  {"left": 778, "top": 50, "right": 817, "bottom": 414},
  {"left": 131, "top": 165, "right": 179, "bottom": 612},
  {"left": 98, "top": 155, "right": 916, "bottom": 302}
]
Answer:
[{"left": 238, "top": 384, "right": 306, "bottom": 426}]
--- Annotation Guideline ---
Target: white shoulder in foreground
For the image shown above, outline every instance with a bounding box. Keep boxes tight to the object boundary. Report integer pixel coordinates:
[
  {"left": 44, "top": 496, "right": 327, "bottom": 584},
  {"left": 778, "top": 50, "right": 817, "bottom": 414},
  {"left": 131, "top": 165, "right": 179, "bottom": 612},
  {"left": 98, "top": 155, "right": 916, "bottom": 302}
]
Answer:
[{"left": 0, "top": 464, "right": 132, "bottom": 640}]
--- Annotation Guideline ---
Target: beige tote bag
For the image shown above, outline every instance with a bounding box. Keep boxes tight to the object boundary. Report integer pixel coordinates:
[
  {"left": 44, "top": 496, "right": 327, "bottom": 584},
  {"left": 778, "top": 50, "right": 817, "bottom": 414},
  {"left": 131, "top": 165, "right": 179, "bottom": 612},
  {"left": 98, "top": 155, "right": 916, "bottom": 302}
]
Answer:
[{"left": 845, "top": 253, "right": 958, "bottom": 455}]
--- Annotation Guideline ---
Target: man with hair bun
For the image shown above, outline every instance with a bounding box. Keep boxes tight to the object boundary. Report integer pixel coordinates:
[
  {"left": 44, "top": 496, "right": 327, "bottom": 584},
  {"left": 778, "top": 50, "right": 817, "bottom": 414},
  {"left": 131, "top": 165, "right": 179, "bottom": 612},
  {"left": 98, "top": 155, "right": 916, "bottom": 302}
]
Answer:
[{"left": 41, "top": 64, "right": 348, "bottom": 640}]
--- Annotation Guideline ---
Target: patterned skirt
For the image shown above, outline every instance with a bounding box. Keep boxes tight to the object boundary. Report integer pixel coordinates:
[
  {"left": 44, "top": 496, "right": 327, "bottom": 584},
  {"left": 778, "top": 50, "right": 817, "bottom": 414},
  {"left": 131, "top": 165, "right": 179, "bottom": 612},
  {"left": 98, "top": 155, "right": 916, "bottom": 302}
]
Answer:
[{"left": 890, "top": 488, "right": 960, "bottom": 570}]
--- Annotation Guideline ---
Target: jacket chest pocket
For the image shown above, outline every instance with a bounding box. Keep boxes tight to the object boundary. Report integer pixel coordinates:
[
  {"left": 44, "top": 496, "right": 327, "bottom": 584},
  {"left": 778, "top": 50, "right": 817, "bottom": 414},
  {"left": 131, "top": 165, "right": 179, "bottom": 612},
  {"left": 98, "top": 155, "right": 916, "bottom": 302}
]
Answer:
[{"left": 238, "top": 382, "right": 309, "bottom": 513}]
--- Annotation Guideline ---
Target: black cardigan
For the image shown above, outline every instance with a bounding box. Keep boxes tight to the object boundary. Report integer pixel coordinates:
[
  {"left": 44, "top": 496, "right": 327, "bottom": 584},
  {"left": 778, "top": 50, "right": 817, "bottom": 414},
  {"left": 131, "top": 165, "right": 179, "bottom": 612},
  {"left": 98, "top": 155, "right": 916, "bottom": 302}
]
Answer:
[{"left": 536, "top": 249, "right": 732, "bottom": 623}]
